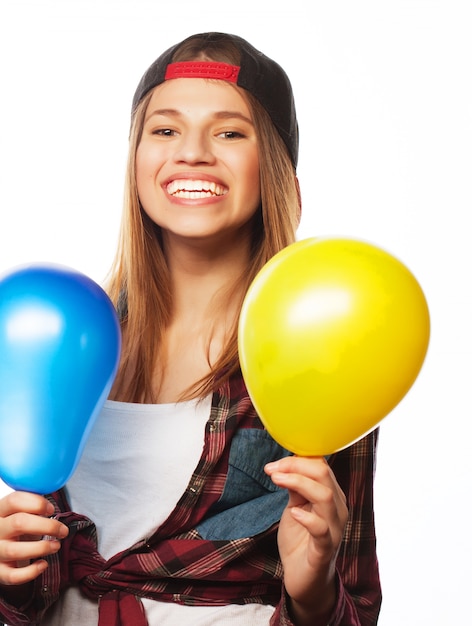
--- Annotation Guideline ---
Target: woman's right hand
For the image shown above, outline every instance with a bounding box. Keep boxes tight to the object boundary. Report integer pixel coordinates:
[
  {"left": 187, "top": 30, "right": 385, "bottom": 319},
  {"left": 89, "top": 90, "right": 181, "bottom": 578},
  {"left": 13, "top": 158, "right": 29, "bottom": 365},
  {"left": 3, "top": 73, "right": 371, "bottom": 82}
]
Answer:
[{"left": 0, "top": 491, "right": 69, "bottom": 586}]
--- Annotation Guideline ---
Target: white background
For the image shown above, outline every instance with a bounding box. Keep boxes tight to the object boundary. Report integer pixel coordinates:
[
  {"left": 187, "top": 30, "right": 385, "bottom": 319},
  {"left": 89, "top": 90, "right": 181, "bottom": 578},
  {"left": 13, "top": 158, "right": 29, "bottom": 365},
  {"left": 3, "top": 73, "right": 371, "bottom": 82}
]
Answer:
[{"left": 1, "top": 1, "right": 471, "bottom": 623}]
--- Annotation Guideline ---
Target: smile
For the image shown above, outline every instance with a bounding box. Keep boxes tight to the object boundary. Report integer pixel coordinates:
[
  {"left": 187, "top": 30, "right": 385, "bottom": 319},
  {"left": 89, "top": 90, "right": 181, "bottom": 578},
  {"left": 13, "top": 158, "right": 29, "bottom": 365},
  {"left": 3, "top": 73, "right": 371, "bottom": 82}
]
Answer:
[{"left": 166, "top": 179, "right": 228, "bottom": 199}]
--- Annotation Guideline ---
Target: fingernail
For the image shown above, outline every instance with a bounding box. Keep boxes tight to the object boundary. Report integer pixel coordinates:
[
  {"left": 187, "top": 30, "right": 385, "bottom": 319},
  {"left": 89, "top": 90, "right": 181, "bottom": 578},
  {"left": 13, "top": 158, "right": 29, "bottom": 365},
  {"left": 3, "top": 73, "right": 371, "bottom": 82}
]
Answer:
[
  {"left": 57, "top": 525, "right": 69, "bottom": 539},
  {"left": 290, "top": 507, "right": 305, "bottom": 520}
]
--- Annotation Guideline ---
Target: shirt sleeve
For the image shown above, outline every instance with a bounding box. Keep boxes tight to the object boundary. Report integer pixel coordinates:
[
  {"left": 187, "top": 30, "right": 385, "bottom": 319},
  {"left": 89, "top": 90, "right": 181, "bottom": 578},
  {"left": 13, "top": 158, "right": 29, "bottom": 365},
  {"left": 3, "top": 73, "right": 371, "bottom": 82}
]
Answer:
[
  {"left": 0, "top": 591, "right": 33, "bottom": 626},
  {"left": 0, "top": 573, "right": 58, "bottom": 626},
  {"left": 270, "top": 429, "right": 382, "bottom": 626}
]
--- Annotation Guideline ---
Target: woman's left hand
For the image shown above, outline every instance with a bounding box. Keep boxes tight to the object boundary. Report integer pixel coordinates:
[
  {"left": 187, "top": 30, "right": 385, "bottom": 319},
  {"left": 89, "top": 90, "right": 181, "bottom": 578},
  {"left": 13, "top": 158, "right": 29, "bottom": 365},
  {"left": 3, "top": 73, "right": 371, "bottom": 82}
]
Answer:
[{"left": 264, "top": 456, "right": 348, "bottom": 623}]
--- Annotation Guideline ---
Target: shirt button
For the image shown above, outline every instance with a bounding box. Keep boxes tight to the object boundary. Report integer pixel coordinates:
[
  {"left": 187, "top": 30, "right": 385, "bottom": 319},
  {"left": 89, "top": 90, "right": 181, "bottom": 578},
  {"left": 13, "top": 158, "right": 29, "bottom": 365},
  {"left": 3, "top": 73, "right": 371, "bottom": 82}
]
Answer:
[{"left": 189, "top": 482, "right": 202, "bottom": 495}]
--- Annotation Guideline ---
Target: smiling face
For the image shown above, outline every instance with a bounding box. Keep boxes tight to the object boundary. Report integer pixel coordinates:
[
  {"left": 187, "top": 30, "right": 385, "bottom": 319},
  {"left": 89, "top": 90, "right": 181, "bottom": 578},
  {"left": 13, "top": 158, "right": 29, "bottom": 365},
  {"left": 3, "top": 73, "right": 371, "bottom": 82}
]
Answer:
[{"left": 135, "top": 77, "right": 261, "bottom": 249}]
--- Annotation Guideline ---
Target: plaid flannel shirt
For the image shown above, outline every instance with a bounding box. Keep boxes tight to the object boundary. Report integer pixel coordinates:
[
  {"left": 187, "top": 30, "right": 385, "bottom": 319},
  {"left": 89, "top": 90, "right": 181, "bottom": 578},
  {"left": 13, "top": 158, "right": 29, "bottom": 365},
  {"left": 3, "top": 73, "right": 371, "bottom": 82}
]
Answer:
[{"left": 0, "top": 372, "right": 381, "bottom": 625}]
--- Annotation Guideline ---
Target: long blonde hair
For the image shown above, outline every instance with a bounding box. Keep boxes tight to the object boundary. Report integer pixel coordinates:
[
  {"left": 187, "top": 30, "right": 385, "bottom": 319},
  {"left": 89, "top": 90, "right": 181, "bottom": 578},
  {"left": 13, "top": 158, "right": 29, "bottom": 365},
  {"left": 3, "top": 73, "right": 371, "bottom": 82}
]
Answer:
[{"left": 107, "top": 42, "right": 300, "bottom": 403}]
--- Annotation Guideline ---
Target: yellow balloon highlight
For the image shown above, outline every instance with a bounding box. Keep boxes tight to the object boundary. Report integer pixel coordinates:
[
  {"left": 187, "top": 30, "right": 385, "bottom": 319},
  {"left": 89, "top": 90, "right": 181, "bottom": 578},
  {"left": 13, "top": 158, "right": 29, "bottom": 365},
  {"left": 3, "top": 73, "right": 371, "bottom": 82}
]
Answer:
[{"left": 238, "top": 237, "right": 430, "bottom": 456}]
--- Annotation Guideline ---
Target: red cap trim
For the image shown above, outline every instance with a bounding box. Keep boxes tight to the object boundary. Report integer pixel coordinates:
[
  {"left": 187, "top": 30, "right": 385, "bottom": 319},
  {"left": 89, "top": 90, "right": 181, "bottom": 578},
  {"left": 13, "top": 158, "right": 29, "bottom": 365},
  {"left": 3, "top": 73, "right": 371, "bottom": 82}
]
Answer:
[{"left": 165, "top": 61, "right": 240, "bottom": 83}]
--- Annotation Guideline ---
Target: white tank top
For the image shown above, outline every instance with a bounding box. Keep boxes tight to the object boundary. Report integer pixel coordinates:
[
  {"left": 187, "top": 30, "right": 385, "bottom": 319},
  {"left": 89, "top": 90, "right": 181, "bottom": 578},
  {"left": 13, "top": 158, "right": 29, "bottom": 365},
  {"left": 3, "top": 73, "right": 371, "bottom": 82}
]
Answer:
[{"left": 41, "top": 398, "right": 275, "bottom": 625}]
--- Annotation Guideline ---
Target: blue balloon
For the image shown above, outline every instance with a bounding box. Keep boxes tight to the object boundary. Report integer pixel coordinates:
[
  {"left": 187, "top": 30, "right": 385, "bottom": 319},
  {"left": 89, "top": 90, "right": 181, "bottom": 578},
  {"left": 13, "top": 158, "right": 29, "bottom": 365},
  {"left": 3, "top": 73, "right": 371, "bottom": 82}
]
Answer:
[{"left": 0, "top": 264, "right": 121, "bottom": 494}]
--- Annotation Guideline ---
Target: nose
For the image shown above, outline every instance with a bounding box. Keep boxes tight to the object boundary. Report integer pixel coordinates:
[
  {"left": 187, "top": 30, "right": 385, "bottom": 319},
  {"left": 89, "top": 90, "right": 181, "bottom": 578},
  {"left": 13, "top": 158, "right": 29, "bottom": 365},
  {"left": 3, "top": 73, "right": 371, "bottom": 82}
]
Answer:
[{"left": 173, "top": 130, "right": 216, "bottom": 166}]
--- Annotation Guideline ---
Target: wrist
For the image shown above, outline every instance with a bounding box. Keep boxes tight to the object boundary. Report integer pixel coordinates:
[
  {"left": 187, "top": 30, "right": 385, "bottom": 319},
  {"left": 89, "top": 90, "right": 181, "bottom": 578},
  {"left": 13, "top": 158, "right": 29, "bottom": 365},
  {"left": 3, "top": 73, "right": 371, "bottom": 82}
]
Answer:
[
  {"left": 287, "top": 572, "right": 338, "bottom": 626},
  {"left": 289, "top": 596, "right": 335, "bottom": 626}
]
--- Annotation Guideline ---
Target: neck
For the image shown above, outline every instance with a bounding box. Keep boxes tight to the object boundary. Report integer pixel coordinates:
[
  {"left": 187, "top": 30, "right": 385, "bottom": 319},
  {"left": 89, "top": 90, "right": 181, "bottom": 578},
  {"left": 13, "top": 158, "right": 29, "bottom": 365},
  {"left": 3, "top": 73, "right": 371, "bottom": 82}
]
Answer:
[
  {"left": 143, "top": 232, "right": 251, "bottom": 402},
  {"left": 163, "top": 232, "right": 251, "bottom": 323}
]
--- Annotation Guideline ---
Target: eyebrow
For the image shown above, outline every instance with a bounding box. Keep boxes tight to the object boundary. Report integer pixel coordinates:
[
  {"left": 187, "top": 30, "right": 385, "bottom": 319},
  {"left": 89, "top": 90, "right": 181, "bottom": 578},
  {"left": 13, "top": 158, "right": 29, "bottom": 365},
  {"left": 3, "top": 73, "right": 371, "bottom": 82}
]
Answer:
[{"left": 145, "top": 108, "right": 254, "bottom": 125}]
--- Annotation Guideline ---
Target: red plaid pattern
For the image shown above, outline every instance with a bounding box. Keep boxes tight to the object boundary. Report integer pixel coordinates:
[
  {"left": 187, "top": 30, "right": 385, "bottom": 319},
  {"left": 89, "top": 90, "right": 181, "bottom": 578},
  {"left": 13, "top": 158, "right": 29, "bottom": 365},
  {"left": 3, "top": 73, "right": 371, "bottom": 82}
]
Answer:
[{"left": 0, "top": 373, "right": 381, "bottom": 625}]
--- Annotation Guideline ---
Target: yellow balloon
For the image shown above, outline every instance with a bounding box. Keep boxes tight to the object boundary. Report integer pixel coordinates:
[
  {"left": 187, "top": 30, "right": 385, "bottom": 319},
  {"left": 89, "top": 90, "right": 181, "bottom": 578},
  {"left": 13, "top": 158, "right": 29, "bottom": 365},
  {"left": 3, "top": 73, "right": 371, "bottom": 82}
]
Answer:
[{"left": 238, "top": 237, "right": 430, "bottom": 456}]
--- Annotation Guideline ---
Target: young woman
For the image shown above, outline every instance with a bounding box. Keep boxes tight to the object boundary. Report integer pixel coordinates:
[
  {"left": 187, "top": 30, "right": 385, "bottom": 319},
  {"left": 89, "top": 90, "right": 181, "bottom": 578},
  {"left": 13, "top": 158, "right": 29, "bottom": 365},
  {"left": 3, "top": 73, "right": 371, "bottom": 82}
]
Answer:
[{"left": 0, "top": 32, "right": 381, "bottom": 625}]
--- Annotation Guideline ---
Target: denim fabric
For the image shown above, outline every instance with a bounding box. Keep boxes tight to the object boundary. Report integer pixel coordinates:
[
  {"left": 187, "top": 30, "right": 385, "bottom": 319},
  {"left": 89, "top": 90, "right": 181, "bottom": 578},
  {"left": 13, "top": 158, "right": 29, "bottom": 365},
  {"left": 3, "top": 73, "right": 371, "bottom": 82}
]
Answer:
[{"left": 197, "top": 429, "right": 292, "bottom": 540}]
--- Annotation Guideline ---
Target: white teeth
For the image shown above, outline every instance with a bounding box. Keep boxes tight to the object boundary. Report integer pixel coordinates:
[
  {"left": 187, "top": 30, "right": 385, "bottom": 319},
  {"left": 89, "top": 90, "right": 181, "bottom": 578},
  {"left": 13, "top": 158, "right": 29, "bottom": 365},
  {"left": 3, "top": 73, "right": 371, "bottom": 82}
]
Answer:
[{"left": 167, "top": 179, "right": 227, "bottom": 198}]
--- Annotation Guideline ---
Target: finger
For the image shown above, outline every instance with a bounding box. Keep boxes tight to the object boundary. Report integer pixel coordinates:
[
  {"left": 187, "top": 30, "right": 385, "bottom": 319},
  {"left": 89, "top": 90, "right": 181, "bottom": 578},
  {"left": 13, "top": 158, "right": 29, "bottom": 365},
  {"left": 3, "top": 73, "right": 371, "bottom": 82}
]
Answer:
[
  {"left": 0, "top": 536, "right": 63, "bottom": 564},
  {"left": 266, "top": 457, "right": 347, "bottom": 510},
  {"left": 0, "top": 492, "right": 55, "bottom": 518},
  {"left": 265, "top": 456, "right": 334, "bottom": 486},
  {"left": 1, "top": 512, "right": 69, "bottom": 542},
  {"left": 289, "top": 505, "right": 335, "bottom": 548},
  {"left": 268, "top": 466, "right": 348, "bottom": 535},
  {"left": 0, "top": 559, "right": 49, "bottom": 586},
  {"left": 270, "top": 470, "right": 336, "bottom": 511}
]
